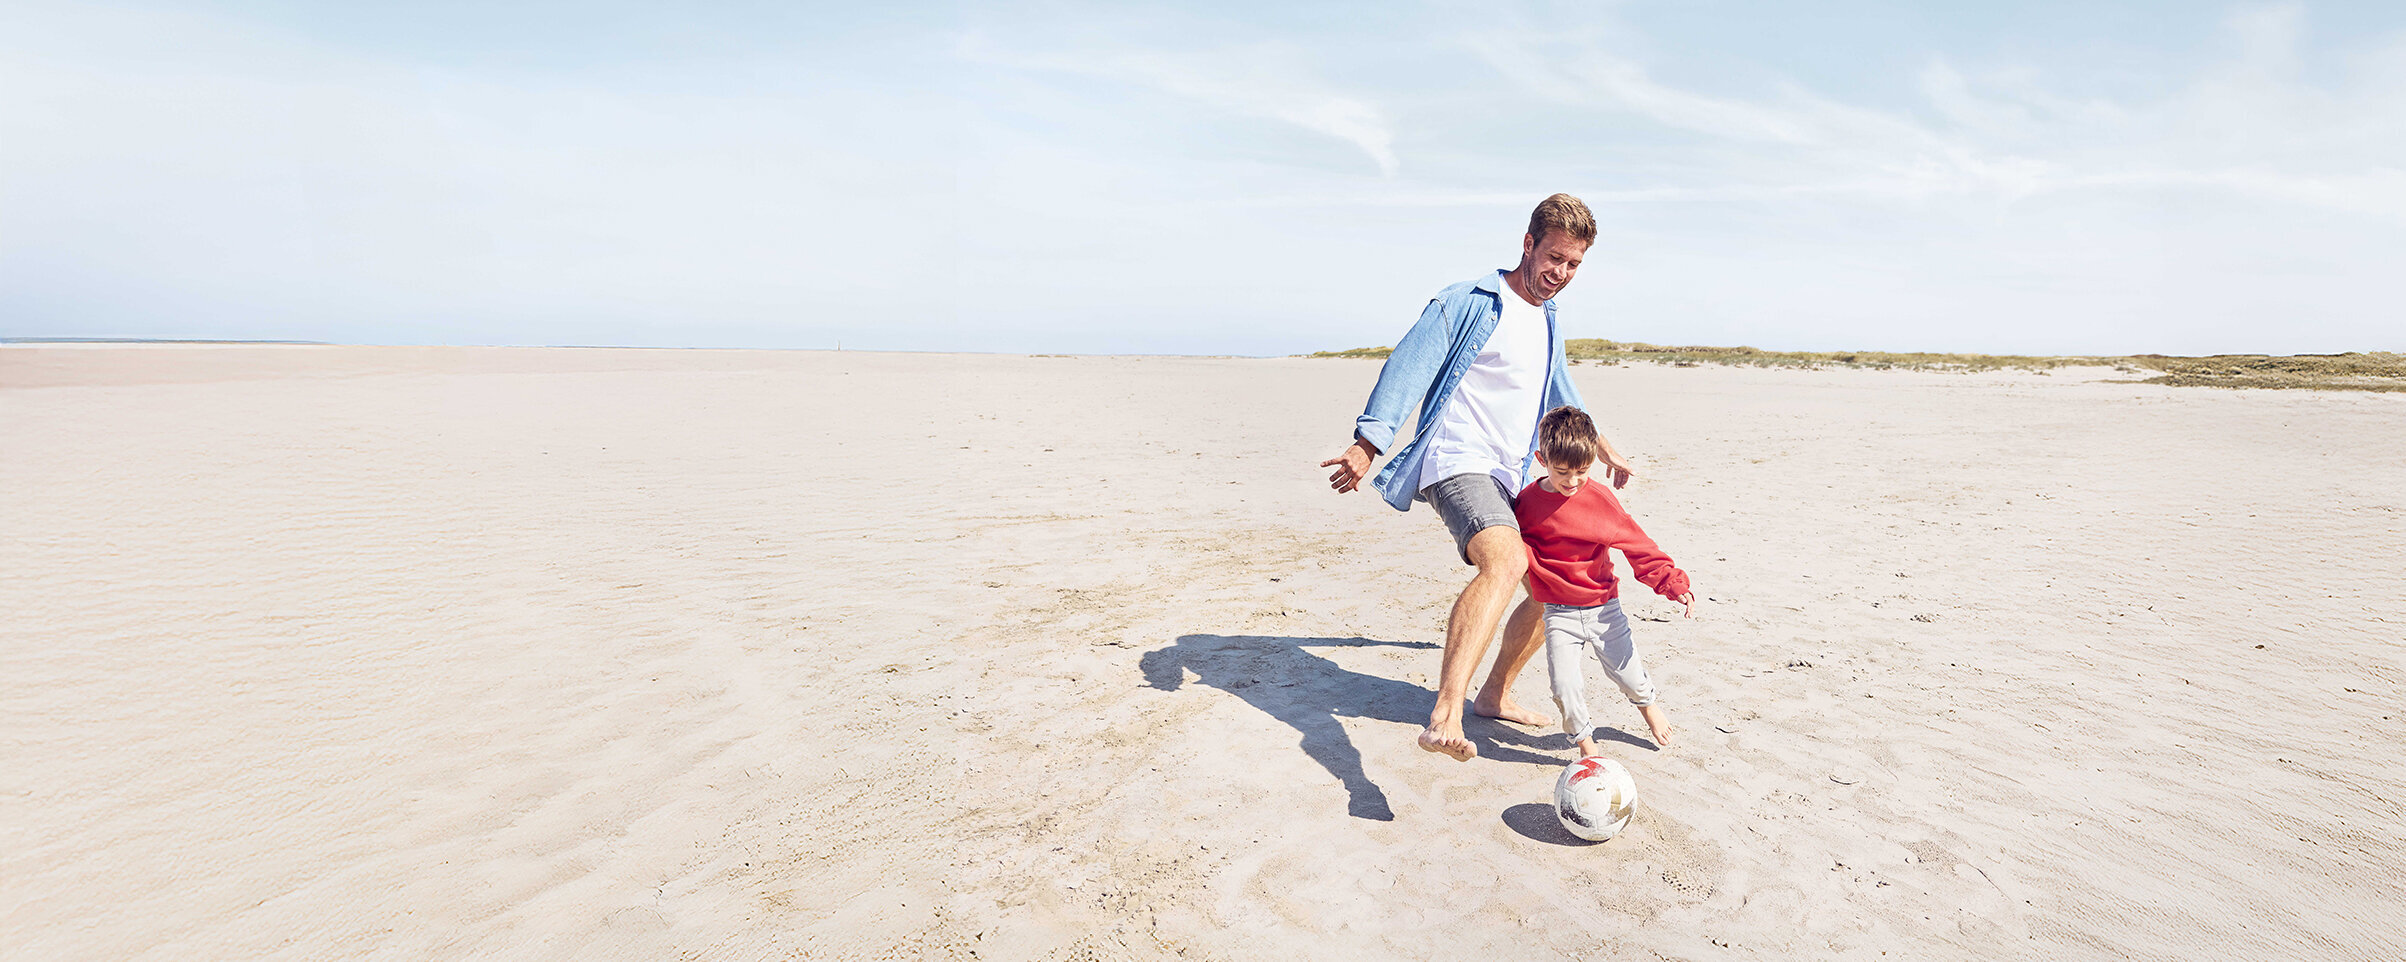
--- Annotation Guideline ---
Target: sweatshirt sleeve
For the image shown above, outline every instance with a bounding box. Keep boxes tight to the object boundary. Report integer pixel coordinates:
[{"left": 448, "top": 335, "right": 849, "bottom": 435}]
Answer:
[{"left": 1615, "top": 522, "right": 1691, "bottom": 601}]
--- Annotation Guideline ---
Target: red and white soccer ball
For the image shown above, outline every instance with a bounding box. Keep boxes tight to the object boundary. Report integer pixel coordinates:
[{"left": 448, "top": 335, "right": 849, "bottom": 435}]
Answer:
[{"left": 1555, "top": 756, "right": 1638, "bottom": 841}]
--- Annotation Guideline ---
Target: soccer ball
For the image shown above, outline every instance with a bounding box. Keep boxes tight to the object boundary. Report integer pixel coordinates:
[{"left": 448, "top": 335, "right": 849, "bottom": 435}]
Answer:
[{"left": 1554, "top": 756, "right": 1638, "bottom": 841}]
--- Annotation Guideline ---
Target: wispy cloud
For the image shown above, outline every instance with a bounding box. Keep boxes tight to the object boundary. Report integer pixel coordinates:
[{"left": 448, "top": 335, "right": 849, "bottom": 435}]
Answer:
[
  {"left": 4, "top": 1, "right": 2401, "bottom": 354},
  {"left": 957, "top": 33, "right": 1400, "bottom": 175},
  {"left": 1501, "top": 6, "right": 2406, "bottom": 220},
  {"left": 1461, "top": 3, "right": 2406, "bottom": 217},
  {"left": 0, "top": 3, "right": 961, "bottom": 345}
]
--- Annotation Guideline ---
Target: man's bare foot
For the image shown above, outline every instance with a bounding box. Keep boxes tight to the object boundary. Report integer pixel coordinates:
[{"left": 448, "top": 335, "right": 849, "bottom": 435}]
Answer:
[
  {"left": 1472, "top": 695, "right": 1551, "bottom": 728},
  {"left": 1417, "top": 727, "right": 1476, "bottom": 762},
  {"left": 1574, "top": 736, "right": 1602, "bottom": 758},
  {"left": 1638, "top": 704, "right": 1673, "bottom": 748}
]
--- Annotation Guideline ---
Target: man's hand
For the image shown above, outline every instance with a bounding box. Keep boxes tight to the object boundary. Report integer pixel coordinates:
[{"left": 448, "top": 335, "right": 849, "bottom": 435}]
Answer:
[
  {"left": 1320, "top": 438, "right": 1379, "bottom": 493},
  {"left": 1600, "top": 444, "right": 1635, "bottom": 489},
  {"left": 1678, "top": 592, "right": 1697, "bottom": 619}
]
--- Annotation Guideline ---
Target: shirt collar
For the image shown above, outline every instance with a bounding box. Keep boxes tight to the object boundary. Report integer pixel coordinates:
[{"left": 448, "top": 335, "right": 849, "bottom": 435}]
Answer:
[{"left": 1484, "top": 269, "right": 1553, "bottom": 310}]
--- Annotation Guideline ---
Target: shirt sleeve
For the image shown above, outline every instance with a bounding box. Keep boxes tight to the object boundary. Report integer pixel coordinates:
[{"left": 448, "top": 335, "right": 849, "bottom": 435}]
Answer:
[
  {"left": 1543, "top": 310, "right": 1586, "bottom": 414},
  {"left": 1353, "top": 296, "right": 1452, "bottom": 454}
]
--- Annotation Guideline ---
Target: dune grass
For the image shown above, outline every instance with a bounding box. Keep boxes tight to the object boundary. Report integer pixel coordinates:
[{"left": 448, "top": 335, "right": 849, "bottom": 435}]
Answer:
[
  {"left": 1305, "top": 343, "right": 2406, "bottom": 392},
  {"left": 2124, "top": 353, "right": 2406, "bottom": 392},
  {"left": 1304, "top": 346, "right": 1399, "bottom": 359}
]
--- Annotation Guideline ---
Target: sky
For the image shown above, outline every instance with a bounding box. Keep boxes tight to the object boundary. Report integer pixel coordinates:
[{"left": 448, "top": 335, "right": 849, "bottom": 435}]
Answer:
[{"left": 4, "top": 0, "right": 2403, "bottom": 355}]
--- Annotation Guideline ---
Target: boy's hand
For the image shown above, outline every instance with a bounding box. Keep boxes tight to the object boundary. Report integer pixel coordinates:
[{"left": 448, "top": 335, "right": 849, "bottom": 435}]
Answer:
[
  {"left": 1321, "top": 438, "right": 1378, "bottom": 493},
  {"left": 1678, "top": 592, "right": 1696, "bottom": 618}
]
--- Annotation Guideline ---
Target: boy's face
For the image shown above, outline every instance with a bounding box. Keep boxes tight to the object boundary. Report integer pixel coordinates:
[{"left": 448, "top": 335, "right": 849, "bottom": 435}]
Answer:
[{"left": 1539, "top": 453, "right": 1594, "bottom": 495}]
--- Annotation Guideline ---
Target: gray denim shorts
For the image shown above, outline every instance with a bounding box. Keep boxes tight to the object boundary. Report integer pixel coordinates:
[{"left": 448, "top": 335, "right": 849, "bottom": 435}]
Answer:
[{"left": 1417, "top": 472, "right": 1519, "bottom": 565}]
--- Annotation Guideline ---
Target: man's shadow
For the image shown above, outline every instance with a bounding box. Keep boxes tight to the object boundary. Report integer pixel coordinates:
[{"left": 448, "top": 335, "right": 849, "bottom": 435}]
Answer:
[{"left": 1141, "top": 634, "right": 1564, "bottom": 821}]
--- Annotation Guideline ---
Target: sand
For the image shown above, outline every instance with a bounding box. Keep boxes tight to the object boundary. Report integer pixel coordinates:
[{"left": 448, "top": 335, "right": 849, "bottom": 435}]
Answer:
[{"left": 4, "top": 345, "right": 2401, "bottom": 960}]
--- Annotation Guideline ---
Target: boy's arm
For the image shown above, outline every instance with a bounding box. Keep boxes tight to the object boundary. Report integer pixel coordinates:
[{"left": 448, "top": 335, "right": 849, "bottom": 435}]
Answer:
[
  {"left": 1612, "top": 517, "right": 1692, "bottom": 603},
  {"left": 1324, "top": 296, "right": 1453, "bottom": 492}
]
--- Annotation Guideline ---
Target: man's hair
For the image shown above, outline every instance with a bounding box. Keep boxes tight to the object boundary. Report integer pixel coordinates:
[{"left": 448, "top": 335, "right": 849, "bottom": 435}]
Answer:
[
  {"left": 1527, "top": 193, "right": 1597, "bottom": 248},
  {"left": 1538, "top": 405, "right": 1599, "bottom": 469}
]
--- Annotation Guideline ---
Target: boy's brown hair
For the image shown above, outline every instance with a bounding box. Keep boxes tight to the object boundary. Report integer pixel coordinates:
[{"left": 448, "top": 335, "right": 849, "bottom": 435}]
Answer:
[
  {"left": 1527, "top": 193, "right": 1597, "bottom": 248},
  {"left": 1538, "top": 405, "right": 1599, "bottom": 469}
]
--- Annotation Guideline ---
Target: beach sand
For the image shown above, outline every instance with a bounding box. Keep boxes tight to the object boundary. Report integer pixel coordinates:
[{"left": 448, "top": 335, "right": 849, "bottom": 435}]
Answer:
[{"left": 4, "top": 346, "right": 2402, "bottom": 960}]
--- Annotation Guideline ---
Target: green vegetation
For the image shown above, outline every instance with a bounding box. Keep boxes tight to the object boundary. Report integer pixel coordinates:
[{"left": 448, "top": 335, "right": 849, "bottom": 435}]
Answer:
[
  {"left": 1556, "top": 340, "right": 2119, "bottom": 372},
  {"left": 2126, "top": 353, "right": 2406, "bottom": 392},
  {"left": 1306, "top": 342, "right": 2406, "bottom": 392}
]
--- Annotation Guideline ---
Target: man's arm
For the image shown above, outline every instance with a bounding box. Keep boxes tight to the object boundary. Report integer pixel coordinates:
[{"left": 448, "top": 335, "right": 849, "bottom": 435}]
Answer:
[
  {"left": 1323, "top": 295, "right": 1453, "bottom": 493},
  {"left": 1321, "top": 437, "right": 1379, "bottom": 493},
  {"left": 1593, "top": 435, "right": 1634, "bottom": 490}
]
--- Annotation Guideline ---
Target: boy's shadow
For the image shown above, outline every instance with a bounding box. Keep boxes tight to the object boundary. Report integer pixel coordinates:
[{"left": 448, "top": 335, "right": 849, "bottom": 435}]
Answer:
[{"left": 1141, "top": 634, "right": 1564, "bottom": 821}]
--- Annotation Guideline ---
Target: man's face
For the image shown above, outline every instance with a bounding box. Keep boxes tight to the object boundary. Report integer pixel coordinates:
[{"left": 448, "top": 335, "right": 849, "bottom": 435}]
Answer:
[{"left": 1518, "top": 230, "right": 1590, "bottom": 302}]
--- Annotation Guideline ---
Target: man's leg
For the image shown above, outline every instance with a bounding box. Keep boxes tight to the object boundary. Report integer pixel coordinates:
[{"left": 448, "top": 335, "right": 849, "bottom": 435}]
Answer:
[
  {"left": 1419, "top": 525, "right": 1529, "bottom": 761},
  {"left": 1473, "top": 592, "right": 1551, "bottom": 726}
]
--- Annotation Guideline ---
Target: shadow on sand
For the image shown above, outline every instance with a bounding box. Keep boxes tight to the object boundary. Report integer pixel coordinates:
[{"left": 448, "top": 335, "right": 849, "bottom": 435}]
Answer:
[
  {"left": 1501, "top": 802, "right": 1598, "bottom": 846},
  {"left": 1588, "top": 725, "right": 1659, "bottom": 753},
  {"left": 1141, "top": 634, "right": 1565, "bottom": 821}
]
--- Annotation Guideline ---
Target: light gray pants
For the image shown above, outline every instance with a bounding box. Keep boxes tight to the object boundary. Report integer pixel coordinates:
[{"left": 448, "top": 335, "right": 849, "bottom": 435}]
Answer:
[{"left": 1542, "top": 600, "right": 1658, "bottom": 741}]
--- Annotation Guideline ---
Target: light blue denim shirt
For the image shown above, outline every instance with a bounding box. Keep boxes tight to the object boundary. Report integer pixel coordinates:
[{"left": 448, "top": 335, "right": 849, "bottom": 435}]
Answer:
[{"left": 1354, "top": 270, "right": 1586, "bottom": 512}]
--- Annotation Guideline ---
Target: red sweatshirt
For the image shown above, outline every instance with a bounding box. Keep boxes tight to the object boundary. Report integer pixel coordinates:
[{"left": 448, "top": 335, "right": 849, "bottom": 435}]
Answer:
[{"left": 1515, "top": 480, "right": 1691, "bottom": 607}]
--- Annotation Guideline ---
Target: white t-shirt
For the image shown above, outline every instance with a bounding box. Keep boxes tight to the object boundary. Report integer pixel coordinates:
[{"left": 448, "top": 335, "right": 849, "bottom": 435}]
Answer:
[{"left": 1417, "top": 272, "right": 1551, "bottom": 493}]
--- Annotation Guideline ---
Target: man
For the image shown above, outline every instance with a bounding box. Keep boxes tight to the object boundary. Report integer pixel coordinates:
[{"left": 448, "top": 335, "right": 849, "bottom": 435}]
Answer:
[{"left": 1319, "top": 193, "right": 1634, "bottom": 762}]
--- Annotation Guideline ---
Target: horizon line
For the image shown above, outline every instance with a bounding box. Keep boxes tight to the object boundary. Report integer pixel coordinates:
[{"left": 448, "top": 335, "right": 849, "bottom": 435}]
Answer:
[{"left": 5, "top": 337, "right": 2398, "bottom": 362}]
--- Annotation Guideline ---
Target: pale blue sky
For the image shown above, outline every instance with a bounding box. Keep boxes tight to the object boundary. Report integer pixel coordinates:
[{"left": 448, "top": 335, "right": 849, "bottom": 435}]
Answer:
[{"left": 5, "top": 1, "right": 2402, "bottom": 354}]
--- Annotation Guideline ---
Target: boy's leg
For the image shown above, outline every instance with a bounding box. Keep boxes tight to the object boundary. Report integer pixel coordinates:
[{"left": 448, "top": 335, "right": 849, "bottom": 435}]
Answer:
[
  {"left": 1540, "top": 604, "right": 1595, "bottom": 751},
  {"left": 1591, "top": 600, "right": 1673, "bottom": 747},
  {"left": 1634, "top": 704, "right": 1673, "bottom": 749},
  {"left": 1473, "top": 594, "right": 1551, "bottom": 727}
]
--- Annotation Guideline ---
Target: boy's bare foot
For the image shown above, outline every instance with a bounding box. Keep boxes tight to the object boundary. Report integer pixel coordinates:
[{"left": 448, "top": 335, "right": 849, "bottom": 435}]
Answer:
[
  {"left": 1471, "top": 694, "right": 1550, "bottom": 728},
  {"left": 1574, "top": 736, "right": 1601, "bottom": 757},
  {"left": 1417, "top": 727, "right": 1477, "bottom": 762},
  {"left": 1638, "top": 704, "right": 1673, "bottom": 748}
]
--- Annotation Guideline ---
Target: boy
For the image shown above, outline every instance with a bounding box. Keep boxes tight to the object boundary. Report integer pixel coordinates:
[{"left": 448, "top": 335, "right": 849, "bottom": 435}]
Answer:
[{"left": 1514, "top": 406, "right": 1695, "bottom": 756}]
